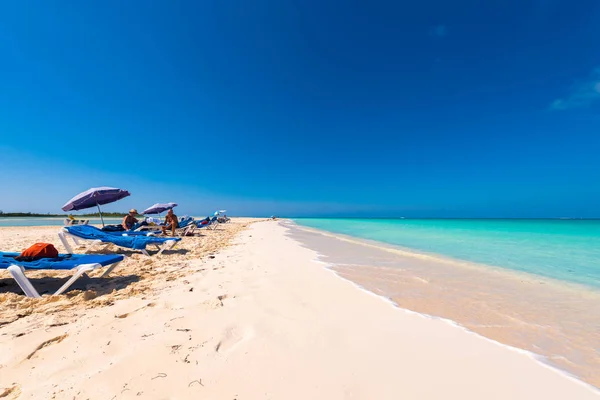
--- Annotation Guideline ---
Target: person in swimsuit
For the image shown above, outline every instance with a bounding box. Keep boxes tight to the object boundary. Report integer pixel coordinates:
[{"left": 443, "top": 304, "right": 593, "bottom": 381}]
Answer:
[
  {"left": 122, "top": 209, "right": 139, "bottom": 231},
  {"left": 162, "top": 209, "right": 179, "bottom": 235}
]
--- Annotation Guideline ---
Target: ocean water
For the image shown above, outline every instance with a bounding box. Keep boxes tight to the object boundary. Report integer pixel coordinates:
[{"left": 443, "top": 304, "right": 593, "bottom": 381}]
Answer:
[
  {"left": 294, "top": 218, "right": 600, "bottom": 289},
  {"left": 0, "top": 217, "right": 123, "bottom": 227}
]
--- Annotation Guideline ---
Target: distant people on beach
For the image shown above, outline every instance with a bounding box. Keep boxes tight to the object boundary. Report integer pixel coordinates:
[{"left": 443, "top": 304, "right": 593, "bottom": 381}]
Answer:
[
  {"left": 122, "top": 209, "right": 138, "bottom": 230},
  {"left": 162, "top": 208, "right": 179, "bottom": 235},
  {"left": 64, "top": 214, "right": 89, "bottom": 226},
  {"left": 145, "top": 216, "right": 160, "bottom": 225}
]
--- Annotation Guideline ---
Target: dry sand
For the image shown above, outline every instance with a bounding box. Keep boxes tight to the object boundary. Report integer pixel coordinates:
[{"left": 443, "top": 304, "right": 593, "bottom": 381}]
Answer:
[
  {"left": 0, "top": 220, "right": 598, "bottom": 399},
  {"left": 0, "top": 219, "right": 257, "bottom": 328}
]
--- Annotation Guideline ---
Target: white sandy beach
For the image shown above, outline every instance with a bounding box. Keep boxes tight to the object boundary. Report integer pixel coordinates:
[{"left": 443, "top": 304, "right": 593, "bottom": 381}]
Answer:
[{"left": 1, "top": 220, "right": 598, "bottom": 399}]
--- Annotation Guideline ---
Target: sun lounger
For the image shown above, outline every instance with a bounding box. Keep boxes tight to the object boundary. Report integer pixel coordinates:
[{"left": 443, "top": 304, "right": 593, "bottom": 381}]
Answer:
[
  {"left": 0, "top": 252, "right": 124, "bottom": 298},
  {"left": 59, "top": 225, "right": 180, "bottom": 257},
  {"left": 179, "top": 217, "right": 194, "bottom": 227},
  {"left": 195, "top": 216, "right": 219, "bottom": 230},
  {"left": 209, "top": 216, "right": 219, "bottom": 228},
  {"left": 195, "top": 220, "right": 210, "bottom": 228},
  {"left": 173, "top": 217, "right": 196, "bottom": 236}
]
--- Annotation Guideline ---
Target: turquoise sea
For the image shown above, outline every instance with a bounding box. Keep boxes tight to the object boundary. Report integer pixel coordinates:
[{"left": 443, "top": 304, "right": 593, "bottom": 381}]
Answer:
[{"left": 293, "top": 218, "right": 600, "bottom": 289}]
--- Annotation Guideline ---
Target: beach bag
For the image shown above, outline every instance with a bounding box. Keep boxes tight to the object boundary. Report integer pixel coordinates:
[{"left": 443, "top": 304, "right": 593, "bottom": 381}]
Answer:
[{"left": 15, "top": 243, "right": 59, "bottom": 261}]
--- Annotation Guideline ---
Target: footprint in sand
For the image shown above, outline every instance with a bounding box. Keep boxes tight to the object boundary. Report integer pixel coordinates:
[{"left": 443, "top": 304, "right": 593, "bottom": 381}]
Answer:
[
  {"left": 0, "top": 385, "right": 21, "bottom": 399},
  {"left": 114, "top": 302, "right": 156, "bottom": 319},
  {"left": 214, "top": 325, "right": 254, "bottom": 354},
  {"left": 24, "top": 334, "right": 68, "bottom": 361},
  {"left": 201, "top": 294, "right": 229, "bottom": 310}
]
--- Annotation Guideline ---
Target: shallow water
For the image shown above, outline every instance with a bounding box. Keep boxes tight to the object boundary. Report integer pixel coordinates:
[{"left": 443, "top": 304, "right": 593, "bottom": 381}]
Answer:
[
  {"left": 286, "top": 222, "right": 600, "bottom": 388},
  {"left": 294, "top": 218, "right": 600, "bottom": 289}
]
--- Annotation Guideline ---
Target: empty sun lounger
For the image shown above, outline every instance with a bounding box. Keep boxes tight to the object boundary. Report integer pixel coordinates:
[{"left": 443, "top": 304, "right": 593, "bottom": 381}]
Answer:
[
  {"left": 0, "top": 252, "right": 124, "bottom": 298},
  {"left": 59, "top": 225, "right": 181, "bottom": 257}
]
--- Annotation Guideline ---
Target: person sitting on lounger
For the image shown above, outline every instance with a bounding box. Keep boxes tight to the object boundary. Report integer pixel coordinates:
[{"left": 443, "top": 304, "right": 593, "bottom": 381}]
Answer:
[
  {"left": 162, "top": 209, "right": 179, "bottom": 235},
  {"left": 122, "top": 209, "right": 139, "bottom": 231}
]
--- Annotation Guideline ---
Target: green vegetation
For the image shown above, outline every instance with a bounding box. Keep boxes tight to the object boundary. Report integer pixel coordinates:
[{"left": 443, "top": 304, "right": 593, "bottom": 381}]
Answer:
[{"left": 0, "top": 211, "right": 129, "bottom": 218}]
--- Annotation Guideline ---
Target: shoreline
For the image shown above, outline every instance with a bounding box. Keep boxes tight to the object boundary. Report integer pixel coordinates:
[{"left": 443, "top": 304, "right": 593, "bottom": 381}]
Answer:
[
  {"left": 287, "top": 220, "right": 600, "bottom": 294},
  {"left": 1, "top": 221, "right": 598, "bottom": 398},
  {"left": 291, "top": 218, "right": 600, "bottom": 290},
  {"left": 285, "top": 220, "right": 600, "bottom": 388},
  {"left": 317, "top": 259, "right": 597, "bottom": 393}
]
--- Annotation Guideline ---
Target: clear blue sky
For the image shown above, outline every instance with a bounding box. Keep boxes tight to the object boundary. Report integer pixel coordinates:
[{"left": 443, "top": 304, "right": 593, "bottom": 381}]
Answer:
[{"left": 1, "top": 0, "right": 599, "bottom": 217}]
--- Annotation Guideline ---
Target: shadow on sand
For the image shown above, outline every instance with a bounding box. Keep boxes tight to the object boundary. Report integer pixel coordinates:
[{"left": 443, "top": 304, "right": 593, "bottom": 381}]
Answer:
[{"left": 0, "top": 273, "right": 141, "bottom": 297}]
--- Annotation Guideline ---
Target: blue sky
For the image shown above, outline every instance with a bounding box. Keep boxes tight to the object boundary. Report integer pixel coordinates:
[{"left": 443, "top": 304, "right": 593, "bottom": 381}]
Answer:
[{"left": 1, "top": 0, "right": 599, "bottom": 217}]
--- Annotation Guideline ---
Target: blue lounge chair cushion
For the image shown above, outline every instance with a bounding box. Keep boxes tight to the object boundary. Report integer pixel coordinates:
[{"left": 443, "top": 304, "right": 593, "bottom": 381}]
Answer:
[
  {"left": 195, "top": 220, "right": 210, "bottom": 228},
  {"left": 0, "top": 252, "right": 124, "bottom": 270},
  {"left": 65, "top": 225, "right": 181, "bottom": 250},
  {"left": 178, "top": 217, "right": 194, "bottom": 228},
  {"left": 195, "top": 216, "right": 217, "bottom": 228}
]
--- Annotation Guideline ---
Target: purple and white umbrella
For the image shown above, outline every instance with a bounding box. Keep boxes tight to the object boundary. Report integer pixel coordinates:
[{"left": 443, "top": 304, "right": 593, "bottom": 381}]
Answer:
[
  {"left": 62, "top": 187, "right": 131, "bottom": 226},
  {"left": 142, "top": 202, "right": 178, "bottom": 215}
]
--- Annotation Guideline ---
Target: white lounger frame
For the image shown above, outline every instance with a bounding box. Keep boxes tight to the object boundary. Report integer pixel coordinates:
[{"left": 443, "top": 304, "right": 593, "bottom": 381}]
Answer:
[
  {"left": 58, "top": 229, "right": 178, "bottom": 257},
  {"left": 175, "top": 223, "right": 197, "bottom": 237},
  {"left": 6, "top": 260, "right": 121, "bottom": 298},
  {"left": 171, "top": 219, "right": 211, "bottom": 236}
]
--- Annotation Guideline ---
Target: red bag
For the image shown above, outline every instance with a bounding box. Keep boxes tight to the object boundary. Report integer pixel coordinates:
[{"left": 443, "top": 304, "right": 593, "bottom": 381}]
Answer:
[{"left": 15, "top": 243, "right": 59, "bottom": 261}]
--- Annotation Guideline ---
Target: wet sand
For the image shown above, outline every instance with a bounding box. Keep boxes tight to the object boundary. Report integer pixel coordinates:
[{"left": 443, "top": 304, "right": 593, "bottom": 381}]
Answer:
[{"left": 287, "top": 222, "right": 600, "bottom": 388}]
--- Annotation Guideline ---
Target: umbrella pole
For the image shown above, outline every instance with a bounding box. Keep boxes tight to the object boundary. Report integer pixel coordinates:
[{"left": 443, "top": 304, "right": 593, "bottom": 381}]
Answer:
[{"left": 97, "top": 203, "right": 105, "bottom": 227}]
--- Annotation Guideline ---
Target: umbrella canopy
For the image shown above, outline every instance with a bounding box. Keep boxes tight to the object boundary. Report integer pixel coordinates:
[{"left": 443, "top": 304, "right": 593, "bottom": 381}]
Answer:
[
  {"left": 62, "top": 187, "right": 130, "bottom": 211},
  {"left": 213, "top": 210, "right": 227, "bottom": 216},
  {"left": 62, "top": 187, "right": 130, "bottom": 226},
  {"left": 142, "top": 202, "right": 178, "bottom": 215}
]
